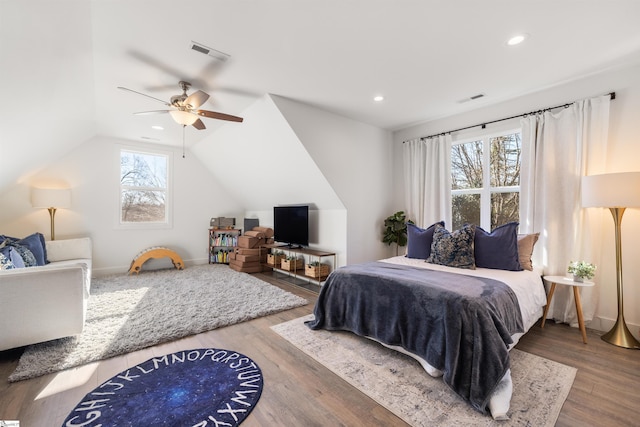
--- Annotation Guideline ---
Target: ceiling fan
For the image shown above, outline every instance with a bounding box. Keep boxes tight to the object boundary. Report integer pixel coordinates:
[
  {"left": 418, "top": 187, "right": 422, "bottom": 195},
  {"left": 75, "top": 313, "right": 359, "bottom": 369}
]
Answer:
[{"left": 118, "top": 81, "right": 243, "bottom": 130}]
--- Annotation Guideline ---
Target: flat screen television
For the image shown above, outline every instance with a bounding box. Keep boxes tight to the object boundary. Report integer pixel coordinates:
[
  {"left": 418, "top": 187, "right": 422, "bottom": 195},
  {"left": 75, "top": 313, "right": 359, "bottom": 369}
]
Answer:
[{"left": 273, "top": 205, "right": 309, "bottom": 248}]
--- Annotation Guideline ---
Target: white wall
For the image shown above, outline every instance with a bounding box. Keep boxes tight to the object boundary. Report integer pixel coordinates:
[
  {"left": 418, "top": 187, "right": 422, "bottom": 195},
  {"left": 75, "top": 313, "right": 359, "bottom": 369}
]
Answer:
[
  {"left": 191, "top": 95, "right": 344, "bottom": 211},
  {"left": 0, "top": 136, "right": 244, "bottom": 275},
  {"left": 0, "top": 0, "right": 97, "bottom": 190},
  {"left": 193, "top": 94, "right": 395, "bottom": 266},
  {"left": 271, "top": 95, "right": 395, "bottom": 264},
  {"left": 392, "top": 59, "right": 640, "bottom": 337}
]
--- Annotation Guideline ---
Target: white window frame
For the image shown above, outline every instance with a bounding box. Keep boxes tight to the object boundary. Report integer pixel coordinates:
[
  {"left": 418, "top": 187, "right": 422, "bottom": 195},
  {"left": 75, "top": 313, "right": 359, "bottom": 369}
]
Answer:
[
  {"left": 116, "top": 145, "right": 173, "bottom": 230},
  {"left": 451, "top": 127, "right": 521, "bottom": 231}
]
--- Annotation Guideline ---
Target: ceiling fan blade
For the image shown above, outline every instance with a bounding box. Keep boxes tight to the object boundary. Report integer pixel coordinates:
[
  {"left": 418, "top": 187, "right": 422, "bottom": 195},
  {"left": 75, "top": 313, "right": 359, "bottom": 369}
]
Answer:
[
  {"left": 118, "top": 87, "right": 170, "bottom": 106},
  {"left": 133, "top": 110, "right": 171, "bottom": 115},
  {"left": 192, "top": 119, "right": 206, "bottom": 130},
  {"left": 185, "top": 90, "right": 210, "bottom": 109},
  {"left": 196, "top": 109, "right": 244, "bottom": 123}
]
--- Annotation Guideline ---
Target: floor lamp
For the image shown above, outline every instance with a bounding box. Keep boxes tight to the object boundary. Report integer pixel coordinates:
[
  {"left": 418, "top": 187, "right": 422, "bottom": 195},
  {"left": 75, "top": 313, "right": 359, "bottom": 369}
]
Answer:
[
  {"left": 31, "top": 188, "right": 71, "bottom": 241},
  {"left": 581, "top": 172, "right": 640, "bottom": 349}
]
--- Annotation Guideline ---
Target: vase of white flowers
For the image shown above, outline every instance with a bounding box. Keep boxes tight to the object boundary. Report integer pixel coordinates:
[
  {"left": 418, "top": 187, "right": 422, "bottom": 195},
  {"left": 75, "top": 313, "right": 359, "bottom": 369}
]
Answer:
[{"left": 567, "top": 260, "right": 596, "bottom": 282}]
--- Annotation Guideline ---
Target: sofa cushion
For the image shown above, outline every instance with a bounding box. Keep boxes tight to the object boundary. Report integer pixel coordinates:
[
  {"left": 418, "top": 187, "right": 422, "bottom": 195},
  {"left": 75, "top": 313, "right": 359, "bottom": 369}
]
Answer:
[{"left": 46, "top": 237, "right": 92, "bottom": 262}]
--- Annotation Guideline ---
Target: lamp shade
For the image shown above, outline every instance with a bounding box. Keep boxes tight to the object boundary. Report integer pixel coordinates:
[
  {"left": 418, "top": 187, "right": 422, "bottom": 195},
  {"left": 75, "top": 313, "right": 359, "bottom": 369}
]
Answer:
[
  {"left": 581, "top": 172, "right": 640, "bottom": 208},
  {"left": 31, "top": 188, "right": 71, "bottom": 209},
  {"left": 169, "top": 110, "right": 198, "bottom": 126}
]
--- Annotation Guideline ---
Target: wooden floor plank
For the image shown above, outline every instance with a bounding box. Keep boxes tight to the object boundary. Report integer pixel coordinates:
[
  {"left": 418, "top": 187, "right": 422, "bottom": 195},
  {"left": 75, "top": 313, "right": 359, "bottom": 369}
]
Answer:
[{"left": 0, "top": 273, "right": 638, "bottom": 426}]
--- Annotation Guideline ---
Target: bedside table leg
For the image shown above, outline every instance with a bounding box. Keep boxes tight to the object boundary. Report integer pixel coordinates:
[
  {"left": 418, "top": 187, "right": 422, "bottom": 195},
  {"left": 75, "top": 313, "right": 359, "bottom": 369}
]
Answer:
[
  {"left": 573, "top": 286, "right": 588, "bottom": 344},
  {"left": 541, "top": 282, "right": 557, "bottom": 328}
]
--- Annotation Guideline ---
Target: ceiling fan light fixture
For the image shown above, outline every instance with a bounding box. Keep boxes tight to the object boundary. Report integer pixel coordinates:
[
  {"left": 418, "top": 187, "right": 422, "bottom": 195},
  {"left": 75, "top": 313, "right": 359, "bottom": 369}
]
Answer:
[{"left": 169, "top": 110, "right": 198, "bottom": 126}]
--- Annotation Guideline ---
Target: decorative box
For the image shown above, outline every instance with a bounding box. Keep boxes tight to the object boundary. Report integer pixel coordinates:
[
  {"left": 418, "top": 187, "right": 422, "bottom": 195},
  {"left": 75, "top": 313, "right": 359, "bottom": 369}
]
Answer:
[
  {"left": 210, "top": 217, "right": 236, "bottom": 229},
  {"left": 305, "top": 263, "right": 330, "bottom": 278}
]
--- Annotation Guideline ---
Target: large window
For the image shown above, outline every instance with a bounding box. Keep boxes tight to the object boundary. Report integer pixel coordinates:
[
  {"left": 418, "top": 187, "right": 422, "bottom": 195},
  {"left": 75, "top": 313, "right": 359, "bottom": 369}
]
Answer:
[
  {"left": 451, "top": 130, "right": 521, "bottom": 231},
  {"left": 119, "top": 148, "right": 170, "bottom": 226}
]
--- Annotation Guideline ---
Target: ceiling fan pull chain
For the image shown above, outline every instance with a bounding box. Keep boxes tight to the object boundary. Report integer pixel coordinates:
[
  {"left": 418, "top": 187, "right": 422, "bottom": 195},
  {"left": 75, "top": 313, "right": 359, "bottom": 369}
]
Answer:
[{"left": 182, "top": 124, "right": 186, "bottom": 158}]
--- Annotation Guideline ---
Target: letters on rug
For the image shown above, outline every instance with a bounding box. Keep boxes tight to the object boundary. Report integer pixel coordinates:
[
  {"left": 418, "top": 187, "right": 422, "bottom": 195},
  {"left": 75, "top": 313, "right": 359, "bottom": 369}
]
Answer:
[
  {"left": 9, "top": 265, "right": 307, "bottom": 382},
  {"left": 63, "top": 348, "right": 263, "bottom": 427},
  {"left": 272, "top": 315, "right": 577, "bottom": 427}
]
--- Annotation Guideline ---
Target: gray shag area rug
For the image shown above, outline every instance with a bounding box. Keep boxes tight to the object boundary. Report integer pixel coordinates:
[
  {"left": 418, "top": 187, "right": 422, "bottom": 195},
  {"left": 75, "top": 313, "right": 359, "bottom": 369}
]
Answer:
[
  {"left": 272, "top": 315, "right": 576, "bottom": 427},
  {"left": 9, "top": 264, "right": 307, "bottom": 382}
]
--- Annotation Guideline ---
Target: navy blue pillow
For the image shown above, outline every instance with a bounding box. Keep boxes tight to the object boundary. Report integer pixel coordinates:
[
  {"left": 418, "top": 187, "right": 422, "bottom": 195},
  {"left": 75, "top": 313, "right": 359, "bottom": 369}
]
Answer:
[
  {"left": 406, "top": 221, "right": 444, "bottom": 259},
  {"left": 3, "top": 233, "right": 48, "bottom": 266},
  {"left": 474, "top": 222, "right": 522, "bottom": 271}
]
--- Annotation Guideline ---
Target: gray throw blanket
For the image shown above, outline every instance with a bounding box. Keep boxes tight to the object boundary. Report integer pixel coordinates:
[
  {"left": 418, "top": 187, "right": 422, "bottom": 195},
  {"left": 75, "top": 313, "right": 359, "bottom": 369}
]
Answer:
[{"left": 306, "top": 261, "right": 523, "bottom": 414}]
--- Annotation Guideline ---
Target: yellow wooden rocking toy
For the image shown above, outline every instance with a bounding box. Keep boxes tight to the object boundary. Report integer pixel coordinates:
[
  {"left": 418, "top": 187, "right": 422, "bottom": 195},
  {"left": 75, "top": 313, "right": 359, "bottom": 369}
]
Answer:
[{"left": 128, "top": 246, "right": 185, "bottom": 275}]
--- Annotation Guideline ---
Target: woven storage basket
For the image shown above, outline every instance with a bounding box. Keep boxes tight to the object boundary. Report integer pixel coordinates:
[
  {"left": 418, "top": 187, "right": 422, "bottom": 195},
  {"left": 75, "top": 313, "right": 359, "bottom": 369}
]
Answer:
[
  {"left": 305, "top": 263, "right": 330, "bottom": 278},
  {"left": 280, "top": 258, "right": 303, "bottom": 271}
]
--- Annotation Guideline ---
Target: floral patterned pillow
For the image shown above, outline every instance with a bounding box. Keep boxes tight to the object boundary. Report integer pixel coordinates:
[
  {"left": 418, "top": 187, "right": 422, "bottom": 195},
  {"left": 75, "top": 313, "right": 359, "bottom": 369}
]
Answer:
[
  {"left": 8, "top": 244, "right": 36, "bottom": 267},
  {"left": 426, "top": 223, "right": 476, "bottom": 269},
  {"left": 0, "top": 252, "right": 16, "bottom": 270}
]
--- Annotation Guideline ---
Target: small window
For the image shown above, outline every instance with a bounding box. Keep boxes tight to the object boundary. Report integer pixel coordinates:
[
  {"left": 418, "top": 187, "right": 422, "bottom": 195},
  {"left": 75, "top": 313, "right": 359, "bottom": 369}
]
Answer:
[
  {"left": 451, "top": 131, "right": 521, "bottom": 230},
  {"left": 119, "top": 148, "right": 171, "bottom": 227}
]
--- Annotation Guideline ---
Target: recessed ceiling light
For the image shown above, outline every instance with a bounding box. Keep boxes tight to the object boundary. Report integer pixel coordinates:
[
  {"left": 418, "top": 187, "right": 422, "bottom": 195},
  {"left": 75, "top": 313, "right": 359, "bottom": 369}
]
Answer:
[
  {"left": 507, "top": 34, "right": 528, "bottom": 46},
  {"left": 373, "top": 95, "right": 384, "bottom": 102},
  {"left": 151, "top": 125, "right": 164, "bottom": 130}
]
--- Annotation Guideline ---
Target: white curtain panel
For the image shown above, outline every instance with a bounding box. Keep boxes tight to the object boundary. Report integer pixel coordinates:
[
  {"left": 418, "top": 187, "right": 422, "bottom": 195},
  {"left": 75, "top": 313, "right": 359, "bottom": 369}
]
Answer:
[
  {"left": 403, "top": 135, "right": 452, "bottom": 228},
  {"left": 520, "top": 95, "right": 610, "bottom": 325}
]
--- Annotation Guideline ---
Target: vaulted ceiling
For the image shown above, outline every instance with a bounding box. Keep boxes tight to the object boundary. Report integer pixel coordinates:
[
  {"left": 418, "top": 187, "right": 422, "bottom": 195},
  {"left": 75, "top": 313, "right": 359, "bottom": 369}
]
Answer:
[{"left": 2, "top": 0, "right": 640, "bottom": 191}]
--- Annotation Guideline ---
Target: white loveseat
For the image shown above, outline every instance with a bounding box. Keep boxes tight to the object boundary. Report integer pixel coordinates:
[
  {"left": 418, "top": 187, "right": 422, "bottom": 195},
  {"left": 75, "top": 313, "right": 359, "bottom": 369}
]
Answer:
[{"left": 0, "top": 237, "right": 92, "bottom": 351}]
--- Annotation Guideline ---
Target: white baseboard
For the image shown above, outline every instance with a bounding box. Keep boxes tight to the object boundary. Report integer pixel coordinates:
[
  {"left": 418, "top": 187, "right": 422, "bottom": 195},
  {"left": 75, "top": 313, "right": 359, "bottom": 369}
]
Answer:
[
  {"left": 92, "top": 257, "right": 210, "bottom": 278},
  {"left": 589, "top": 316, "right": 640, "bottom": 340}
]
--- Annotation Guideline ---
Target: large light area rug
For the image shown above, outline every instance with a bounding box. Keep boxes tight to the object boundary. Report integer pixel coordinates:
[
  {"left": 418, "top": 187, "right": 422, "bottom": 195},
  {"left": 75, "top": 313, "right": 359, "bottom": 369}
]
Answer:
[
  {"left": 272, "top": 315, "right": 577, "bottom": 427},
  {"left": 9, "top": 265, "right": 307, "bottom": 382}
]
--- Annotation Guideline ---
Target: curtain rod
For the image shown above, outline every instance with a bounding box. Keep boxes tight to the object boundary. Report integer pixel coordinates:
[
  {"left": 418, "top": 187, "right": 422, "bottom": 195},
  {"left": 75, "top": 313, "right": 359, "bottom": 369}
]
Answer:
[{"left": 411, "top": 91, "right": 616, "bottom": 142}]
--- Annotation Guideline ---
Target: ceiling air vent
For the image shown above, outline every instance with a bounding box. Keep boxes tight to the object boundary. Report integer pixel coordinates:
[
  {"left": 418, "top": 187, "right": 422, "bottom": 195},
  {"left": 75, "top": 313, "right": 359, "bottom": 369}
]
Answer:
[
  {"left": 458, "top": 93, "right": 486, "bottom": 104},
  {"left": 190, "top": 41, "right": 230, "bottom": 62}
]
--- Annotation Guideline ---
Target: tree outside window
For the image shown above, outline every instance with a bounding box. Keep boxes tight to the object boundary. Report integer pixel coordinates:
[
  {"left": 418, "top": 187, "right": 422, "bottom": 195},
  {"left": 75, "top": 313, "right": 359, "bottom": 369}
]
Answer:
[
  {"left": 451, "top": 131, "right": 520, "bottom": 230},
  {"left": 120, "top": 149, "right": 168, "bottom": 223}
]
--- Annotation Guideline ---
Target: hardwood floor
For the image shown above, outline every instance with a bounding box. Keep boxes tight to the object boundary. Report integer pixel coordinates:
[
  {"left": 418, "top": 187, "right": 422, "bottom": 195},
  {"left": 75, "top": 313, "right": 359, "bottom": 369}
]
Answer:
[{"left": 1, "top": 272, "right": 638, "bottom": 426}]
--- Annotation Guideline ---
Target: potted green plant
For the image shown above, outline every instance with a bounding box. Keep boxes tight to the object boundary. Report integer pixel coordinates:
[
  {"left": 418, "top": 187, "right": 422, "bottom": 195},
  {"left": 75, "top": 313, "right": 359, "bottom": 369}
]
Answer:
[
  {"left": 567, "top": 260, "right": 596, "bottom": 282},
  {"left": 382, "top": 211, "right": 413, "bottom": 256}
]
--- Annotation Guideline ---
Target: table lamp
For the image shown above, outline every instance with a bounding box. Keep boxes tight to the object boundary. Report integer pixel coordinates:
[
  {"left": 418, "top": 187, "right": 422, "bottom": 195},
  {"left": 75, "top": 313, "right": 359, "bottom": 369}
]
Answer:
[
  {"left": 581, "top": 172, "right": 640, "bottom": 349},
  {"left": 31, "top": 188, "right": 71, "bottom": 240}
]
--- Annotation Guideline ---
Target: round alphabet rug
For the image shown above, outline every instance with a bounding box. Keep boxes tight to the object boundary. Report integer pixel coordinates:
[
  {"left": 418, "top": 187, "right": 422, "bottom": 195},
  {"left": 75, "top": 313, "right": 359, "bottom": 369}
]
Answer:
[{"left": 62, "top": 348, "right": 263, "bottom": 427}]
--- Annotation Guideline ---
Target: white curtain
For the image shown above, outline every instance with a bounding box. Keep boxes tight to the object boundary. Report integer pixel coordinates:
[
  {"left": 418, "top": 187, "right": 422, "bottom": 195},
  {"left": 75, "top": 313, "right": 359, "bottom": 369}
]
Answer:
[
  {"left": 403, "top": 135, "right": 452, "bottom": 227},
  {"left": 520, "top": 95, "right": 610, "bottom": 325}
]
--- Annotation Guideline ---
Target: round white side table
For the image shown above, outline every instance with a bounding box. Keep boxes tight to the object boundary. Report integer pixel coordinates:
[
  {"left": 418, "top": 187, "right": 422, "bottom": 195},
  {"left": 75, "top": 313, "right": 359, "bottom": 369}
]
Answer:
[{"left": 541, "top": 275, "right": 595, "bottom": 344}]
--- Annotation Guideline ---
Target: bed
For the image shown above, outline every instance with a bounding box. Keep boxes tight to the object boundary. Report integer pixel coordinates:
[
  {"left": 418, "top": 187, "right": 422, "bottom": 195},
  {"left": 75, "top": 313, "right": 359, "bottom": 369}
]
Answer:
[{"left": 306, "top": 222, "right": 547, "bottom": 420}]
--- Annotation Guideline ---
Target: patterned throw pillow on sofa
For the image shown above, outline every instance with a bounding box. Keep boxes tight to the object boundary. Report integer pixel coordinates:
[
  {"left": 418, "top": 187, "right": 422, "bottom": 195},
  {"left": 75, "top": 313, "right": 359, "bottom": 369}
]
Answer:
[
  {"left": 0, "top": 252, "right": 16, "bottom": 270},
  {"left": 1, "top": 232, "right": 47, "bottom": 266}
]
